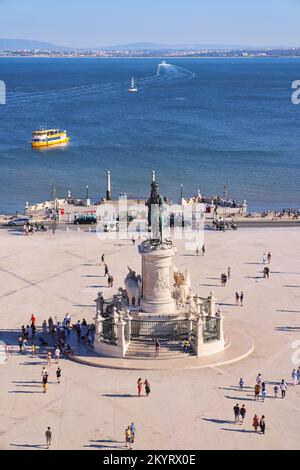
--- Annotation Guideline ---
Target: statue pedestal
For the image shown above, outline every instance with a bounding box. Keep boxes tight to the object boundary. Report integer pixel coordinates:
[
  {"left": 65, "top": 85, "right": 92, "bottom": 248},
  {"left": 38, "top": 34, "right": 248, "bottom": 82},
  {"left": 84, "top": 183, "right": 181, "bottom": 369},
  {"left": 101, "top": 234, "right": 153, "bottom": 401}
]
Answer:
[{"left": 139, "top": 241, "right": 177, "bottom": 315}]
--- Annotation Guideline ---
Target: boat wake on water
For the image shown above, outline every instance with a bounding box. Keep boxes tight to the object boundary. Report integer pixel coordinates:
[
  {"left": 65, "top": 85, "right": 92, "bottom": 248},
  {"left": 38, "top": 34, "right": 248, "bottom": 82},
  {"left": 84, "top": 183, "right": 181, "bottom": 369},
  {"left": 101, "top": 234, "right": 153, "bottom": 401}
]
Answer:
[
  {"left": 137, "top": 64, "right": 195, "bottom": 89},
  {"left": 5, "top": 63, "right": 195, "bottom": 108}
]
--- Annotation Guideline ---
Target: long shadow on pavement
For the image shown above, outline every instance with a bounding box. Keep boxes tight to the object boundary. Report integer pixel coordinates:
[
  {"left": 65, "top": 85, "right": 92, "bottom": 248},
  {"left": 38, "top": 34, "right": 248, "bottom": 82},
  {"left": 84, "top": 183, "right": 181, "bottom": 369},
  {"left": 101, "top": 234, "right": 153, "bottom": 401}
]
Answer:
[
  {"left": 10, "top": 443, "right": 46, "bottom": 449},
  {"left": 202, "top": 418, "right": 233, "bottom": 425},
  {"left": 85, "top": 439, "right": 125, "bottom": 449},
  {"left": 224, "top": 395, "right": 254, "bottom": 401},
  {"left": 221, "top": 428, "right": 255, "bottom": 434},
  {"left": 102, "top": 394, "right": 137, "bottom": 398}
]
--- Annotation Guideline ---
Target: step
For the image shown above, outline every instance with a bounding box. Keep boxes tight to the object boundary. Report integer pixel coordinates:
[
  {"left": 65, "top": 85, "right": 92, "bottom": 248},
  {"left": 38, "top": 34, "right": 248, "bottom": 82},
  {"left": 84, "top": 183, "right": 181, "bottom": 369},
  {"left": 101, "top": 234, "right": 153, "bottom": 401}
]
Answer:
[{"left": 125, "top": 341, "right": 196, "bottom": 360}]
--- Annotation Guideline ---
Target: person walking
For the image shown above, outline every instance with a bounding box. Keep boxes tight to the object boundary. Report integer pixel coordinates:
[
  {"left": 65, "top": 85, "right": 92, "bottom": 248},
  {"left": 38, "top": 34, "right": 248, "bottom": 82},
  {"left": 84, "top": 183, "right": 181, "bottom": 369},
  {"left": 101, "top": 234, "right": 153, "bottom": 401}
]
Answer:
[
  {"left": 101, "top": 253, "right": 105, "bottom": 265},
  {"left": 42, "top": 320, "right": 47, "bottom": 335},
  {"left": 41, "top": 366, "right": 47, "bottom": 378},
  {"left": 280, "top": 379, "right": 287, "bottom": 398},
  {"left": 273, "top": 385, "right": 279, "bottom": 398},
  {"left": 125, "top": 426, "right": 132, "bottom": 449},
  {"left": 130, "top": 422, "right": 136, "bottom": 444},
  {"left": 227, "top": 267, "right": 231, "bottom": 280},
  {"left": 235, "top": 292, "right": 240, "bottom": 306},
  {"left": 240, "top": 292, "right": 244, "bottom": 307},
  {"left": 292, "top": 369, "right": 297, "bottom": 386},
  {"left": 47, "top": 351, "right": 52, "bottom": 366},
  {"left": 239, "top": 378, "right": 244, "bottom": 390},
  {"left": 263, "top": 266, "right": 270, "bottom": 279},
  {"left": 104, "top": 264, "right": 109, "bottom": 277},
  {"left": 137, "top": 378, "right": 143, "bottom": 397},
  {"left": 256, "top": 373, "right": 262, "bottom": 384},
  {"left": 254, "top": 383, "right": 261, "bottom": 400},
  {"left": 155, "top": 338, "right": 160, "bottom": 358},
  {"left": 297, "top": 366, "right": 300, "bottom": 385},
  {"left": 56, "top": 367, "right": 61, "bottom": 384},
  {"left": 144, "top": 379, "right": 151, "bottom": 397},
  {"left": 233, "top": 403, "right": 240, "bottom": 423},
  {"left": 259, "top": 415, "right": 266, "bottom": 434},
  {"left": 221, "top": 273, "right": 227, "bottom": 287},
  {"left": 45, "top": 427, "right": 52, "bottom": 449},
  {"left": 202, "top": 244, "right": 205, "bottom": 256},
  {"left": 196, "top": 246, "right": 199, "bottom": 256},
  {"left": 262, "top": 253, "right": 267, "bottom": 265},
  {"left": 54, "top": 347, "right": 60, "bottom": 364},
  {"left": 252, "top": 414, "right": 259, "bottom": 432},
  {"left": 18, "top": 336, "right": 24, "bottom": 353},
  {"left": 240, "top": 405, "right": 246, "bottom": 424},
  {"left": 267, "top": 252, "right": 272, "bottom": 264},
  {"left": 261, "top": 382, "right": 267, "bottom": 402},
  {"left": 31, "top": 343, "right": 36, "bottom": 357},
  {"left": 42, "top": 372, "right": 49, "bottom": 394},
  {"left": 30, "top": 314, "right": 36, "bottom": 326}
]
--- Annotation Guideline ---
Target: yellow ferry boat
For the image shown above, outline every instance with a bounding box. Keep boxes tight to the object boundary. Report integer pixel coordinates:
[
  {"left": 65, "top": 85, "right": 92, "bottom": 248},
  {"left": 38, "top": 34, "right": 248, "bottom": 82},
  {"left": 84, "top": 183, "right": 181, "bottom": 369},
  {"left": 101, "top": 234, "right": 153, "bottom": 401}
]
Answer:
[{"left": 31, "top": 128, "right": 70, "bottom": 148}]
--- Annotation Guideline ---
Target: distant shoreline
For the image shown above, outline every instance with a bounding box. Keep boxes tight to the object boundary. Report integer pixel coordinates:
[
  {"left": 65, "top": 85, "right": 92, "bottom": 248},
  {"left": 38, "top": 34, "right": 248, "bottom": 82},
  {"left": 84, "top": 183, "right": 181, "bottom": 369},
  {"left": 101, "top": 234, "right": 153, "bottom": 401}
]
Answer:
[{"left": 1, "top": 55, "right": 300, "bottom": 60}]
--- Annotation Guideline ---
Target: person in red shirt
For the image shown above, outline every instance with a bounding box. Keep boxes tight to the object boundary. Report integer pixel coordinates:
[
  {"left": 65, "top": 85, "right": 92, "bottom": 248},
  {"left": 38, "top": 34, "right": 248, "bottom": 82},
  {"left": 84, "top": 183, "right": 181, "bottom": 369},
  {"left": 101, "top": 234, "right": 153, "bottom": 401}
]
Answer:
[{"left": 30, "top": 314, "right": 36, "bottom": 326}]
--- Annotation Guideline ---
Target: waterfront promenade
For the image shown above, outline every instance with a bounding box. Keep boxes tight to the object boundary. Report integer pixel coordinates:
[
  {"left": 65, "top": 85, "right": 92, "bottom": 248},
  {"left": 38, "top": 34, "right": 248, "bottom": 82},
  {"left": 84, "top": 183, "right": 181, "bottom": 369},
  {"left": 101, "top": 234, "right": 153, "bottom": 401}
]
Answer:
[{"left": 0, "top": 226, "right": 300, "bottom": 450}]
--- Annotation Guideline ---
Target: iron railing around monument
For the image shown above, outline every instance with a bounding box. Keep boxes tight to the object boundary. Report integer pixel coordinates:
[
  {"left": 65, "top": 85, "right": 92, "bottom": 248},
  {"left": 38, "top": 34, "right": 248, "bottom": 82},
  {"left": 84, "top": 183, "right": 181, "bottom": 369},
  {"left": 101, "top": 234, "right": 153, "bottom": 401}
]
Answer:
[
  {"left": 191, "top": 320, "right": 197, "bottom": 342},
  {"left": 131, "top": 319, "right": 190, "bottom": 342},
  {"left": 100, "top": 318, "right": 117, "bottom": 345},
  {"left": 203, "top": 316, "right": 220, "bottom": 342}
]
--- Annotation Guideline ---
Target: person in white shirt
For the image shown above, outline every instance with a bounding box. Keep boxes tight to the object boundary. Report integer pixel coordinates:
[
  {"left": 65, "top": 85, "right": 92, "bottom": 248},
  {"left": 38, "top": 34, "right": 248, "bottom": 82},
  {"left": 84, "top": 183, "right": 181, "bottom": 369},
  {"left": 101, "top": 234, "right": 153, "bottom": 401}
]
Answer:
[
  {"left": 280, "top": 380, "right": 287, "bottom": 398},
  {"left": 256, "top": 373, "right": 262, "bottom": 384},
  {"left": 55, "top": 347, "right": 60, "bottom": 364}
]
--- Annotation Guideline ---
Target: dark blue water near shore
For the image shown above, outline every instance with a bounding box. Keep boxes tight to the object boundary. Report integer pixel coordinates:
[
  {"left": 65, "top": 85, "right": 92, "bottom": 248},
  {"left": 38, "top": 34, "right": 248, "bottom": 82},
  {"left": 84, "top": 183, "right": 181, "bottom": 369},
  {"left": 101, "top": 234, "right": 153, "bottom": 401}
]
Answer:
[{"left": 0, "top": 57, "right": 300, "bottom": 213}]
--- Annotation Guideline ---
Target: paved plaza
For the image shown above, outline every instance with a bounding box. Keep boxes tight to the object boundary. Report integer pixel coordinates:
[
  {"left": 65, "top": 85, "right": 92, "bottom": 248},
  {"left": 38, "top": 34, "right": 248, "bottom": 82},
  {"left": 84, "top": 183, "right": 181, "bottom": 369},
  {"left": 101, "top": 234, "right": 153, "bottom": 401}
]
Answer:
[{"left": 0, "top": 226, "right": 300, "bottom": 450}]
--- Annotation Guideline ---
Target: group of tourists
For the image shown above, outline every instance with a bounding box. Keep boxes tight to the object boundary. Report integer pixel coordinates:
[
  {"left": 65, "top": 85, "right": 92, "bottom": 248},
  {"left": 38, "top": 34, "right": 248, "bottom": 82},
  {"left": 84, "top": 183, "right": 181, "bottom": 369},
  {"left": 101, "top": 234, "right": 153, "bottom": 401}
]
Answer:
[
  {"left": 41, "top": 365, "right": 62, "bottom": 394},
  {"left": 235, "top": 369, "right": 300, "bottom": 434}
]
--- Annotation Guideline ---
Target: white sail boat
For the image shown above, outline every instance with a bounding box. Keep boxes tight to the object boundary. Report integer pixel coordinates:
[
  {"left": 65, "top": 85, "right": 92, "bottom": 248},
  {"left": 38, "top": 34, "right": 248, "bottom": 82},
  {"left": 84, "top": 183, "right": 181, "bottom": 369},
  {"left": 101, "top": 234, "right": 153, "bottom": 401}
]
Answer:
[{"left": 129, "top": 77, "right": 138, "bottom": 93}]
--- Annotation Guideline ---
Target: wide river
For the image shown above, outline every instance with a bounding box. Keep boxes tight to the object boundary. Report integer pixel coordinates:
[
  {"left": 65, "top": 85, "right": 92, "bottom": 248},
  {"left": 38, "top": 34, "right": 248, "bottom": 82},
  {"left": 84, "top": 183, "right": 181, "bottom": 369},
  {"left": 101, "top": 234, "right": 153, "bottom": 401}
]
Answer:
[{"left": 0, "top": 57, "right": 300, "bottom": 213}]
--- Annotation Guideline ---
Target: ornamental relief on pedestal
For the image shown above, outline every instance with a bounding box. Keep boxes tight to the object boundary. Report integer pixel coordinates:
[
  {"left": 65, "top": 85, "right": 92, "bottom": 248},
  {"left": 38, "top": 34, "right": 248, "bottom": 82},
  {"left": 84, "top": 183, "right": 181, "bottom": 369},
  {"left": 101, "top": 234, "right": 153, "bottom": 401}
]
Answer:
[{"left": 153, "top": 271, "right": 170, "bottom": 294}]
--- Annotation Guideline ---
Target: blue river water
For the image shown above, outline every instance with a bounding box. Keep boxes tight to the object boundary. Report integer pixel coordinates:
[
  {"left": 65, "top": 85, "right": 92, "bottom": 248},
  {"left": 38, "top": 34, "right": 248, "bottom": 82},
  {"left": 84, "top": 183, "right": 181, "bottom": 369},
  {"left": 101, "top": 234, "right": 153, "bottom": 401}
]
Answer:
[{"left": 0, "top": 57, "right": 300, "bottom": 213}]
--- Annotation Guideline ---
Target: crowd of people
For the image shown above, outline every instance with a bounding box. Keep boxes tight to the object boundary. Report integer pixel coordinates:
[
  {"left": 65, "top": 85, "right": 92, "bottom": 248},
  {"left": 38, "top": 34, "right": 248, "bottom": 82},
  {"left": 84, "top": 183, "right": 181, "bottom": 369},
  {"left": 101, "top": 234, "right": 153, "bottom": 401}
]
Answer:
[{"left": 235, "top": 370, "right": 300, "bottom": 434}]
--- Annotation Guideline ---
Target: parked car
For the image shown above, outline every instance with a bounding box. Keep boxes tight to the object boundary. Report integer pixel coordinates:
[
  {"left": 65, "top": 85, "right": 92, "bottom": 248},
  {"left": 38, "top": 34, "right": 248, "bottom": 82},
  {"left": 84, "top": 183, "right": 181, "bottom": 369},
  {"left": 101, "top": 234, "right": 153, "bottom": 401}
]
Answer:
[
  {"left": 74, "top": 215, "right": 97, "bottom": 225},
  {"left": 8, "top": 217, "right": 33, "bottom": 226}
]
